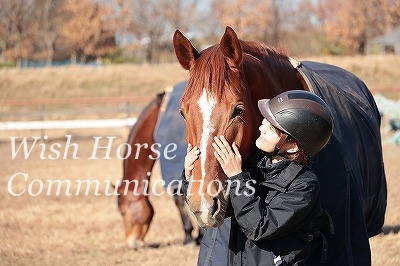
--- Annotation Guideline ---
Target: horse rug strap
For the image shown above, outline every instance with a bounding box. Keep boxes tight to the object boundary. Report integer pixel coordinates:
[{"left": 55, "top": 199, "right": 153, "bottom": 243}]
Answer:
[{"left": 154, "top": 81, "right": 187, "bottom": 189}]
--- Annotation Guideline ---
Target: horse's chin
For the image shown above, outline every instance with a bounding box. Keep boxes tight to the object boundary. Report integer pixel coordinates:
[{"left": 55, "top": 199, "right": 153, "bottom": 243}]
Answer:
[
  {"left": 195, "top": 213, "right": 225, "bottom": 228},
  {"left": 193, "top": 194, "right": 229, "bottom": 228}
]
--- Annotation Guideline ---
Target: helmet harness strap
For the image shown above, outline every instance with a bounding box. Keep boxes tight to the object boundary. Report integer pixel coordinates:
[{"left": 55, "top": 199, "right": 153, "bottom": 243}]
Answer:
[
  {"left": 273, "top": 133, "right": 288, "bottom": 154},
  {"left": 261, "top": 133, "right": 298, "bottom": 159}
]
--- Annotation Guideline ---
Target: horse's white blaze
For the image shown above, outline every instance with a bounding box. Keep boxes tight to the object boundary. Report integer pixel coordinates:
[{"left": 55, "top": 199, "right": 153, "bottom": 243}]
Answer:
[{"left": 197, "top": 88, "right": 216, "bottom": 182}]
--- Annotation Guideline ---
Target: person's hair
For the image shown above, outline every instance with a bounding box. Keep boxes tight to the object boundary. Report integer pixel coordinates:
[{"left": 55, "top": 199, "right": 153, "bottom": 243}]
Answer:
[{"left": 273, "top": 127, "right": 310, "bottom": 165}]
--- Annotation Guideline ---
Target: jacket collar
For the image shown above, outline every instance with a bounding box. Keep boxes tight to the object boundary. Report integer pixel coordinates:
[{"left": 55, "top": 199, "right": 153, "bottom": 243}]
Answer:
[{"left": 258, "top": 156, "right": 304, "bottom": 190}]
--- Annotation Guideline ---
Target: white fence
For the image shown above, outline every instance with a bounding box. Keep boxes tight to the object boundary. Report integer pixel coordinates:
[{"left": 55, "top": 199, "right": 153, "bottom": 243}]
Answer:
[
  {"left": 0, "top": 96, "right": 154, "bottom": 132},
  {"left": 1, "top": 93, "right": 399, "bottom": 133},
  {"left": 0, "top": 118, "right": 138, "bottom": 131}
]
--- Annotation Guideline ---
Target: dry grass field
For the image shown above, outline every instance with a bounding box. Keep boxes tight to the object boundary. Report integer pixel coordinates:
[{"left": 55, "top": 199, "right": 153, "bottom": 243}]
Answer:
[
  {"left": 1, "top": 55, "right": 400, "bottom": 265},
  {"left": 0, "top": 127, "right": 399, "bottom": 265},
  {"left": 0, "top": 135, "right": 202, "bottom": 266}
]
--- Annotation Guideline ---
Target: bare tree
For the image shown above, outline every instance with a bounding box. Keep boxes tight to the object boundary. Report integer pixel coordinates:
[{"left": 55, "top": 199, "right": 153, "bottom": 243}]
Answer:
[
  {"left": 32, "top": 0, "right": 65, "bottom": 66},
  {"left": 57, "top": 0, "right": 116, "bottom": 63},
  {"left": 210, "top": 0, "right": 268, "bottom": 39},
  {"left": 118, "top": 0, "right": 198, "bottom": 63},
  {"left": 210, "top": 0, "right": 294, "bottom": 44},
  {"left": 313, "top": 0, "right": 400, "bottom": 54},
  {"left": 0, "top": 0, "right": 36, "bottom": 66},
  {"left": 0, "top": 1, "right": 14, "bottom": 62},
  {"left": 161, "top": 0, "right": 198, "bottom": 31}
]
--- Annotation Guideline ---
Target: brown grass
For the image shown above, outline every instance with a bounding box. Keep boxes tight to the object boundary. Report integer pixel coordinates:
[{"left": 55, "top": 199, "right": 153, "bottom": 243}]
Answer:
[
  {"left": 0, "top": 129, "right": 399, "bottom": 265},
  {"left": 1, "top": 56, "right": 400, "bottom": 265},
  {"left": 0, "top": 63, "right": 189, "bottom": 101},
  {"left": 0, "top": 55, "right": 399, "bottom": 102}
]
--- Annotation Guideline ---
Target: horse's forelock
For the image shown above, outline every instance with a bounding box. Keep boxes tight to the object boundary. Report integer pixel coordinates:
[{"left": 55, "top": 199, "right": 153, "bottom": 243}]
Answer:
[{"left": 181, "top": 45, "right": 243, "bottom": 103}]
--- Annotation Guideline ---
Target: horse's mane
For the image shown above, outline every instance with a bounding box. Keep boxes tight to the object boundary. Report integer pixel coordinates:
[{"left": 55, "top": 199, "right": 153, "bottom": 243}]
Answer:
[
  {"left": 119, "top": 92, "right": 164, "bottom": 188},
  {"left": 181, "top": 40, "right": 292, "bottom": 102}
]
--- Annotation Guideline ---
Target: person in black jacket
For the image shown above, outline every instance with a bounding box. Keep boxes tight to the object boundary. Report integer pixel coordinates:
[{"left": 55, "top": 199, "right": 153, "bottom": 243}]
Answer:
[{"left": 184, "top": 90, "right": 334, "bottom": 265}]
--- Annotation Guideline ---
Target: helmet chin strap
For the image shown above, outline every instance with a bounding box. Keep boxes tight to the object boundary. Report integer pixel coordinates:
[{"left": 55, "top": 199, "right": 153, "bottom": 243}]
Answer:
[
  {"left": 263, "top": 133, "right": 296, "bottom": 158},
  {"left": 273, "top": 133, "right": 288, "bottom": 154},
  {"left": 261, "top": 133, "right": 290, "bottom": 157}
]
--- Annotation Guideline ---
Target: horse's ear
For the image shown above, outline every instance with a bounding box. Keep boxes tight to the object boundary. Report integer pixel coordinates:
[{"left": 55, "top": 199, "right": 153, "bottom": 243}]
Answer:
[
  {"left": 220, "top": 26, "right": 243, "bottom": 69},
  {"left": 173, "top": 30, "right": 200, "bottom": 70}
]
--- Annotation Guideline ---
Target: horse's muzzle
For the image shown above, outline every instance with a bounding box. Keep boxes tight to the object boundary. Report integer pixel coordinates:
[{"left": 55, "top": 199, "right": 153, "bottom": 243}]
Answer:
[{"left": 191, "top": 194, "right": 228, "bottom": 228}]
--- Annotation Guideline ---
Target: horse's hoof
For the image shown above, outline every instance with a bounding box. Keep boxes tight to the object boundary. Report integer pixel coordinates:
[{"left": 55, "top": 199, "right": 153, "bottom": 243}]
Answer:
[
  {"left": 126, "top": 238, "right": 145, "bottom": 250},
  {"left": 196, "top": 235, "right": 203, "bottom": 245}
]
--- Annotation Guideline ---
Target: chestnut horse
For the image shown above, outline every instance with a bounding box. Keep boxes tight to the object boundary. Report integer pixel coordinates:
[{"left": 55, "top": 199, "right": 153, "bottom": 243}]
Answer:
[
  {"left": 116, "top": 91, "right": 201, "bottom": 249},
  {"left": 173, "top": 26, "right": 386, "bottom": 264}
]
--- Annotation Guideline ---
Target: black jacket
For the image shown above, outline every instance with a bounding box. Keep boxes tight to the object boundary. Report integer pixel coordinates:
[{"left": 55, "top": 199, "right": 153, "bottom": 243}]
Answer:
[
  {"left": 227, "top": 157, "right": 323, "bottom": 265},
  {"left": 182, "top": 156, "right": 326, "bottom": 266}
]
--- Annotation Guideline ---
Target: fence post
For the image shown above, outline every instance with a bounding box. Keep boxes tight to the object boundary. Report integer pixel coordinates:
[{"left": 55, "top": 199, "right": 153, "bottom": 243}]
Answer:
[
  {"left": 125, "top": 100, "right": 130, "bottom": 118},
  {"left": 40, "top": 103, "right": 46, "bottom": 139},
  {"left": 123, "top": 100, "right": 130, "bottom": 136}
]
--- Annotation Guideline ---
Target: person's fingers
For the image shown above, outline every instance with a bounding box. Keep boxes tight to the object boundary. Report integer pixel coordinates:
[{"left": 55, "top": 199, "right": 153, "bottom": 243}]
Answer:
[
  {"left": 212, "top": 141, "right": 223, "bottom": 156},
  {"left": 185, "top": 146, "right": 199, "bottom": 168},
  {"left": 219, "top": 135, "right": 230, "bottom": 148},
  {"left": 212, "top": 142, "right": 228, "bottom": 164},
  {"left": 219, "top": 135, "right": 234, "bottom": 156},
  {"left": 232, "top": 142, "right": 241, "bottom": 158},
  {"left": 214, "top": 151, "right": 223, "bottom": 163},
  {"left": 187, "top": 153, "right": 198, "bottom": 165},
  {"left": 187, "top": 143, "right": 192, "bottom": 153},
  {"left": 213, "top": 136, "right": 230, "bottom": 156},
  {"left": 213, "top": 136, "right": 223, "bottom": 150}
]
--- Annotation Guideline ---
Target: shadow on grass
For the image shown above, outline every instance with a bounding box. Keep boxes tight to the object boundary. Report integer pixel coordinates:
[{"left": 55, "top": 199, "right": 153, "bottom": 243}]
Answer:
[
  {"left": 145, "top": 239, "right": 198, "bottom": 249},
  {"left": 381, "top": 225, "right": 400, "bottom": 235}
]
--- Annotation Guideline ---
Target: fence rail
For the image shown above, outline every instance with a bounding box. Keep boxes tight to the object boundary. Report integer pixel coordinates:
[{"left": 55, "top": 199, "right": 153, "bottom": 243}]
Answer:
[
  {"left": 0, "top": 96, "right": 154, "bottom": 106},
  {"left": 0, "top": 96, "right": 155, "bottom": 133},
  {"left": 1, "top": 90, "right": 399, "bottom": 132},
  {"left": 0, "top": 118, "right": 138, "bottom": 131}
]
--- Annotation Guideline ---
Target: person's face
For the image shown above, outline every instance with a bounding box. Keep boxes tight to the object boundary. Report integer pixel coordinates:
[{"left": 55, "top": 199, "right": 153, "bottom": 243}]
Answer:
[{"left": 255, "top": 119, "right": 282, "bottom": 153}]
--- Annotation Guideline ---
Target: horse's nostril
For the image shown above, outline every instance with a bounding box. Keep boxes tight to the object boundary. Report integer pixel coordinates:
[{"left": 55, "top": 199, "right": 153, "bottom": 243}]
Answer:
[{"left": 210, "top": 197, "right": 221, "bottom": 218}]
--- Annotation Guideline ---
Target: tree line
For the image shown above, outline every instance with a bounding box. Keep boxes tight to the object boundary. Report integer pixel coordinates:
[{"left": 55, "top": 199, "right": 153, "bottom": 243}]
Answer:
[{"left": 0, "top": 0, "right": 399, "bottom": 66}]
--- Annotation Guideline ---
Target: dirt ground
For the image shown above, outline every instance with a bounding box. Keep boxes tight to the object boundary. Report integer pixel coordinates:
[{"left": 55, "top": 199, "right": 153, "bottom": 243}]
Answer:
[{"left": 0, "top": 125, "right": 399, "bottom": 265}]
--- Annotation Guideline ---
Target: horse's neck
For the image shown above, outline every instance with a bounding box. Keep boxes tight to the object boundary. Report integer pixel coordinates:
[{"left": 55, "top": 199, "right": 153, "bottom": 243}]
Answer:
[
  {"left": 243, "top": 55, "right": 304, "bottom": 159},
  {"left": 122, "top": 94, "right": 164, "bottom": 184},
  {"left": 250, "top": 57, "right": 304, "bottom": 99}
]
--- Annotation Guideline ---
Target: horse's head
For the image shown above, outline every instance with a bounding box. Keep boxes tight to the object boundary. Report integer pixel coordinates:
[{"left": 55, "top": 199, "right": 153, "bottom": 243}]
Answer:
[
  {"left": 173, "top": 26, "right": 304, "bottom": 228},
  {"left": 117, "top": 184, "right": 154, "bottom": 249}
]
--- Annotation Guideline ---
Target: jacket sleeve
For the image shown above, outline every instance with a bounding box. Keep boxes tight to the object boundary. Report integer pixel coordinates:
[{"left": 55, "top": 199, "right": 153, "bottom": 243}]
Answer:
[{"left": 228, "top": 171, "right": 320, "bottom": 242}]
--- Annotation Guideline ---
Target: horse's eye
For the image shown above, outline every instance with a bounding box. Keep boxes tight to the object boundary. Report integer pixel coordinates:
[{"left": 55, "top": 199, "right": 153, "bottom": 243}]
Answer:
[
  {"left": 232, "top": 106, "right": 244, "bottom": 118},
  {"left": 180, "top": 109, "right": 186, "bottom": 120}
]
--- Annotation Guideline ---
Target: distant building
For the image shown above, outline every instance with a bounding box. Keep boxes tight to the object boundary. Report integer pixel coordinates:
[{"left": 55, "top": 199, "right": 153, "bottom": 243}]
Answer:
[{"left": 367, "top": 26, "right": 400, "bottom": 54}]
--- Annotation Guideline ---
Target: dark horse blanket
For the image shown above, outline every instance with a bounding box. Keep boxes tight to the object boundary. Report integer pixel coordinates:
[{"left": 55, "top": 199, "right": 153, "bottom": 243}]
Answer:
[
  {"left": 298, "top": 61, "right": 387, "bottom": 264},
  {"left": 198, "top": 61, "right": 387, "bottom": 266},
  {"left": 154, "top": 81, "right": 187, "bottom": 189}
]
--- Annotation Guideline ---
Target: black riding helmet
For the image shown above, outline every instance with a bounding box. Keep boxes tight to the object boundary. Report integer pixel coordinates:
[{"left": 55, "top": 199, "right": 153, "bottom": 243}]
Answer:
[{"left": 258, "top": 90, "right": 334, "bottom": 157}]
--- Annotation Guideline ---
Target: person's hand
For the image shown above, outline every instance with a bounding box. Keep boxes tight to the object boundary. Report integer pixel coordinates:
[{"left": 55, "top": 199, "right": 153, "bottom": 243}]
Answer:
[
  {"left": 184, "top": 144, "right": 199, "bottom": 179},
  {"left": 212, "top": 135, "right": 242, "bottom": 177}
]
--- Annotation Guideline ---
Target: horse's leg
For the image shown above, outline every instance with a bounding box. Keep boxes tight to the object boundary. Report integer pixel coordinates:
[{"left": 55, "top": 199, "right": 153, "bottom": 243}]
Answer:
[
  {"left": 126, "top": 225, "right": 146, "bottom": 249},
  {"left": 173, "top": 188, "right": 196, "bottom": 245},
  {"left": 196, "top": 227, "right": 205, "bottom": 245}
]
